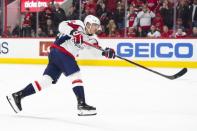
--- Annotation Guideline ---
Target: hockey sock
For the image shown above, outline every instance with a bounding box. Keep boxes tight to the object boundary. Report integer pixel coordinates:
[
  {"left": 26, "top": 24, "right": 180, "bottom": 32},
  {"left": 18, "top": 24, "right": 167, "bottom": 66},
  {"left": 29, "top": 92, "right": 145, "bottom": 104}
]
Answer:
[
  {"left": 17, "top": 83, "right": 36, "bottom": 98},
  {"left": 73, "top": 86, "right": 86, "bottom": 104}
]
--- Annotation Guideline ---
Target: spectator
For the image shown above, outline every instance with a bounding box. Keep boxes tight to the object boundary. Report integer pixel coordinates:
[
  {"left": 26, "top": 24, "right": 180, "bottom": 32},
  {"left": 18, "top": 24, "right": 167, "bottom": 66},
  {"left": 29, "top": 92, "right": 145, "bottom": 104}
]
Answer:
[
  {"left": 127, "top": 27, "right": 136, "bottom": 37},
  {"left": 12, "top": 24, "right": 21, "bottom": 37},
  {"left": 96, "top": 0, "right": 106, "bottom": 17},
  {"left": 129, "top": 0, "right": 145, "bottom": 11},
  {"left": 136, "top": 26, "right": 147, "bottom": 37},
  {"left": 137, "top": 4, "right": 155, "bottom": 34},
  {"left": 106, "top": 19, "right": 121, "bottom": 37},
  {"left": 97, "top": 25, "right": 107, "bottom": 37},
  {"left": 106, "top": 0, "right": 116, "bottom": 13},
  {"left": 22, "top": 8, "right": 32, "bottom": 37},
  {"left": 126, "top": 5, "right": 138, "bottom": 28},
  {"left": 160, "top": 0, "right": 174, "bottom": 29},
  {"left": 147, "top": 25, "right": 161, "bottom": 38},
  {"left": 147, "top": 0, "right": 158, "bottom": 11},
  {"left": 99, "top": 12, "right": 110, "bottom": 32},
  {"left": 47, "top": 29, "right": 55, "bottom": 37},
  {"left": 177, "top": 0, "right": 190, "bottom": 28},
  {"left": 72, "top": 0, "right": 80, "bottom": 10},
  {"left": 81, "top": 8, "right": 90, "bottom": 21},
  {"left": 53, "top": 3, "right": 66, "bottom": 27},
  {"left": 191, "top": 26, "right": 197, "bottom": 37},
  {"left": 43, "top": 19, "right": 56, "bottom": 37},
  {"left": 152, "top": 13, "right": 164, "bottom": 31},
  {"left": 44, "top": 2, "right": 53, "bottom": 12},
  {"left": 114, "top": 2, "right": 125, "bottom": 29},
  {"left": 161, "top": 25, "right": 172, "bottom": 38},
  {"left": 81, "top": 0, "right": 96, "bottom": 21},
  {"left": 45, "top": 7, "right": 53, "bottom": 21},
  {"left": 117, "top": 0, "right": 125, "bottom": 9},
  {"left": 108, "top": 27, "right": 121, "bottom": 37},
  {"left": 67, "top": 5, "right": 79, "bottom": 20},
  {"left": 189, "top": 0, "right": 197, "bottom": 27},
  {"left": 106, "top": 19, "right": 117, "bottom": 34},
  {"left": 37, "top": 27, "right": 47, "bottom": 37},
  {"left": 175, "top": 27, "right": 187, "bottom": 38},
  {"left": 175, "top": 18, "right": 185, "bottom": 30},
  {"left": 96, "top": 1, "right": 110, "bottom": 31},
  {"left": 38, "top": 7, "right": 47, "bottom": 30},
  {"left": 30, "top": 12, "right": 37, "bottom": 32},
  {"left": 31, "top": 29, "right": 36, "bottom": 37},
  {"left": 38, "top": 7, "right": 54, "bottom": 30},
  {"left": 85, "top": 0, "right": 97, "bottom": 15}
]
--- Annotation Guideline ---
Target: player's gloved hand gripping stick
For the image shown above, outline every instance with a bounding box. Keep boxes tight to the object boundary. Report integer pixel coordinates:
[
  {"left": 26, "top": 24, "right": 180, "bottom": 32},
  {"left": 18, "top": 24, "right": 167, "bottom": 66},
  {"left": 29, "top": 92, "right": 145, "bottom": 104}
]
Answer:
[
  {"left": 73, "top": 31, "right": 83, "bottom": 45},
  {"left": 102, "top": 48, "right": 116, "bottom": 59},
  {"left": 83, "top": 41, "right": 187, "bottom": 80}
]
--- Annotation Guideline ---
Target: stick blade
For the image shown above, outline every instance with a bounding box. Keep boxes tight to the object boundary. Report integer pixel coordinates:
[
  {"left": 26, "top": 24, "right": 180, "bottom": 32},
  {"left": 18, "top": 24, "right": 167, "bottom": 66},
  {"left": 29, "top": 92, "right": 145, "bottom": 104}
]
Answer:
[{"left": 167, "top": 68, "right": 187, "bottom": 80}]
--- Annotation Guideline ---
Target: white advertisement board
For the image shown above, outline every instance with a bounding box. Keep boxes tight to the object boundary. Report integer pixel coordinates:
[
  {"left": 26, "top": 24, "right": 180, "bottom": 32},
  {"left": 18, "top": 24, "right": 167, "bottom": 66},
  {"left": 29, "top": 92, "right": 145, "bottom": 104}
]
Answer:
[{"left": 0, "top": 38, "right": 196, "bottom": 67}]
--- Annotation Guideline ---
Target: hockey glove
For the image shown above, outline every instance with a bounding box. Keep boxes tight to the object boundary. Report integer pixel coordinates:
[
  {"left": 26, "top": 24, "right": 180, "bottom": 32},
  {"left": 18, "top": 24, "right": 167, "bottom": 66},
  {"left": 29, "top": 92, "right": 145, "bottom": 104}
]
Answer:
[
  {"left": 73, "top": 31, "right": 83, "bottom": 45},
  {"left": 102, "top": 48, "right": 116, "bottom": 59}
]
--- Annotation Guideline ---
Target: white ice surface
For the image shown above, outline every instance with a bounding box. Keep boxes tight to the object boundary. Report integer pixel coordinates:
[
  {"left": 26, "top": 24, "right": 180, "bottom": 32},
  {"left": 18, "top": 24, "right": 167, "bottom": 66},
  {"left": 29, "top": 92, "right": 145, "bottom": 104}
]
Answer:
[{"left": 0, "top": 64, "right": 197, "bottom": 131}]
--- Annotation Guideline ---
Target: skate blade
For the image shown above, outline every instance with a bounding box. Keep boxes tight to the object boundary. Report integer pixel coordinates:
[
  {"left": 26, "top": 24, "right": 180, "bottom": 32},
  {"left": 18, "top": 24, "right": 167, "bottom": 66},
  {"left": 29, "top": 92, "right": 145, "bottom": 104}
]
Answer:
[
  {"left": 6, "top": 95, "right": 20, "bottom": 113},
  {"left": 78, "top": 110, "right": 97, "bottom": 116}
]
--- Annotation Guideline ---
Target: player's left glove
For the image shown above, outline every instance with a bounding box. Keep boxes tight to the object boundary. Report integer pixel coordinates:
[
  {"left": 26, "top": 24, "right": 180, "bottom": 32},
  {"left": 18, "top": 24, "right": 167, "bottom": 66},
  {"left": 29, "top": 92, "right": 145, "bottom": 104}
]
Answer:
[{"left": 102, "top": 48, "right": 115, "bottom": 59}]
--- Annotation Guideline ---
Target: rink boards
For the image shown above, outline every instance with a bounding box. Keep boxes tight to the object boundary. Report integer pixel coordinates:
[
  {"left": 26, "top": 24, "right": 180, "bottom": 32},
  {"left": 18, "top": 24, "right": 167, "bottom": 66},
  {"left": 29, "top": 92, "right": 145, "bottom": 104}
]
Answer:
[{"left": 0, "top": 38, "right": 197, "bottom": 68}]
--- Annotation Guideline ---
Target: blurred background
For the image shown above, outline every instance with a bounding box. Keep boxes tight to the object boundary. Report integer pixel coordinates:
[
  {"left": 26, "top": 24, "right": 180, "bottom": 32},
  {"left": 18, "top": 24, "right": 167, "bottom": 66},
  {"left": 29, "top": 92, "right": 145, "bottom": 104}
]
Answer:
[{"left": 0, "top": 0, "right": 197, "bottom": 38}]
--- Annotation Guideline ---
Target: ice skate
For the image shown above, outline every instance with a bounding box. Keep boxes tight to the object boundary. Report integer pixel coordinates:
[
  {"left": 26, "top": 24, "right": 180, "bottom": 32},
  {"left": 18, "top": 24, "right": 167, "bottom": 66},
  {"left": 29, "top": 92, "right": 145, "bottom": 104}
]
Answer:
[
  {"left": 77, "top": 102, "right": 97, "bottom": 116},
  {"left": 6, "top": 92, "right": 22, "bottom": 113}
]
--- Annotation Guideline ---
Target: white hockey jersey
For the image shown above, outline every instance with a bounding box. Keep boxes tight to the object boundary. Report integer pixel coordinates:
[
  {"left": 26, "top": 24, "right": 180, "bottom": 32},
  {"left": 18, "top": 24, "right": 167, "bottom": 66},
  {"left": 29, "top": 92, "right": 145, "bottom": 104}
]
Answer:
[{"left": 52, "top": 20, "right": 100, "bottom": 58}]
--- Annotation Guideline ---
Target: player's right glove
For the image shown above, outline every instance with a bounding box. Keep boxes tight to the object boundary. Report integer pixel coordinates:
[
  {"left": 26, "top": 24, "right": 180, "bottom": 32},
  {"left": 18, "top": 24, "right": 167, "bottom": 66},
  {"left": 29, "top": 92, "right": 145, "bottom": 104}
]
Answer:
[
  {"left": 73, "top": 31, "right": 83, "bottom": 45},
  {"left": 102, "top": 48, "right": 116, "bottom": 59}
]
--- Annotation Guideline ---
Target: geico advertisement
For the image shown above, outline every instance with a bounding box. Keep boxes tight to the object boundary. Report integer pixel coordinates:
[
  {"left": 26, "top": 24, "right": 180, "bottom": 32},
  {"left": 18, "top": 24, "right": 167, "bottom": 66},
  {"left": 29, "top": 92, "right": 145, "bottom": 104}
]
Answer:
[{"left": 99, "top": 39, "right": 197, "bottom": 61}]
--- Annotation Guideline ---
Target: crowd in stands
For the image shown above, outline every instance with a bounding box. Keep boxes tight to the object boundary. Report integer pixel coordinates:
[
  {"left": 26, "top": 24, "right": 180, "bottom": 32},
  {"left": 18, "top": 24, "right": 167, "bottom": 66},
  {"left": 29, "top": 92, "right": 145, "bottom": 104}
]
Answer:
[{"left": 1, "top": 0, "right": 197, "bottom": 38}]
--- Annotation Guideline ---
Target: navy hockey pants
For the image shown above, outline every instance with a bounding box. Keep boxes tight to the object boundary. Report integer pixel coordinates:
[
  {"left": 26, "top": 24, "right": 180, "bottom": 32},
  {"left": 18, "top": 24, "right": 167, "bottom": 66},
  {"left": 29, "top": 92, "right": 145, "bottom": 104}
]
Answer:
[{"left": 43, "top": 48, "right": 80, "bottom": 84}]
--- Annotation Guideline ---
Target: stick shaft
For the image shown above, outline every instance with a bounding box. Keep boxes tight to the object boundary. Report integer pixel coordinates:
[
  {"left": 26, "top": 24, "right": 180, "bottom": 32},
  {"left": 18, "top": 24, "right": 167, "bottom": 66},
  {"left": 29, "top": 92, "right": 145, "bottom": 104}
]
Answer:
[{"left": 83, "top": 41, "right": 187, "bottom": 80}]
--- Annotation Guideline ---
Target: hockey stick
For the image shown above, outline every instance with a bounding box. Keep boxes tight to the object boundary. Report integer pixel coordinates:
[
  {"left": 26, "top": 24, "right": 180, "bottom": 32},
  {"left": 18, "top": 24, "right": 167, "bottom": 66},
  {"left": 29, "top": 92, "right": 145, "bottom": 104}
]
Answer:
[{"left": 83, "top": 41, "right": 187, "bottom": 80}]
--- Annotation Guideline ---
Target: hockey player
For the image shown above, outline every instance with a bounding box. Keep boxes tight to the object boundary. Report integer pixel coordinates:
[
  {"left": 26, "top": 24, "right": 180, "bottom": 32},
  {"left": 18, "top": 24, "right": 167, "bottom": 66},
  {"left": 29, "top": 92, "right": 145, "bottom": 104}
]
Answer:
[{"left": 6, "top": 15, "right": 115, "bottom": 116}]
